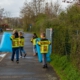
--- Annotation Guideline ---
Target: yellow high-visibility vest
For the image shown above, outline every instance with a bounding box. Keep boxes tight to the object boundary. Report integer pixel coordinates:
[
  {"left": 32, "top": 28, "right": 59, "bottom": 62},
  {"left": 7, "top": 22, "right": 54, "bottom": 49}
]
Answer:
[
  {"left": 38, "top": 40, "right": 51, "bottom": 53},
  {"left": 10, "top": 36, "right": 19, "bottom": 48},
  {"left": 19, "top": 38, "right": 24, "bottom": 47},
  {"left": 31, "top": 38, "right": 36, "bottom": 45}
]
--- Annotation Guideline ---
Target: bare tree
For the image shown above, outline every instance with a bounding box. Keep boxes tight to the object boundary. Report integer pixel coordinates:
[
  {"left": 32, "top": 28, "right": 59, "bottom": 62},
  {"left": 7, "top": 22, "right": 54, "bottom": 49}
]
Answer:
[
  {"left": 20, "top": 1, "right": 35, "bottom": 30},
  {"left": 31, "top": 0, "right": 45, "bottom": 15},
  {"left": 44, "top": 2, "right": 50, "bottom": 15},
  {"left": 21, "top": 0, "right": 45, "bottom": 17},
  {"left": 32, "top": 0, "right": 37, "bottom": 15},
  {"left": 53, "top": 1, "right": 62, "bottom": 16},
  {"left": 20, "top": 0, "right": 62, "bottom": 30},
  {"left": 21, "top": 2, "right": 35, "bottom": 18},
  {"left": 0, "top": 8, "right": 4, "bottom": 18},
  {"left": 37, "top": 0, "right": 45, "bottom": 13},
  {"left": 0, "top": 8, "right": 4, "bottom": 24}
]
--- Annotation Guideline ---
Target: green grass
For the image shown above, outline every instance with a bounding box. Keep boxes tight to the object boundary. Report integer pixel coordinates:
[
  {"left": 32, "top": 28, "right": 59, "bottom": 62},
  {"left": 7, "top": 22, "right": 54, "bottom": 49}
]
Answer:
[{"left": 50, "top": 54, "right": 80, "bottom": 80}]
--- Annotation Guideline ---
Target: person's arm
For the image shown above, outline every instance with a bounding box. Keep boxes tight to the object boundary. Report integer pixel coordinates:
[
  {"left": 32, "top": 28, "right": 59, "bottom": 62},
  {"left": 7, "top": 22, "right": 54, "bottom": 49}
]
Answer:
[
  {"left": 37, "top": 41, "right": 41, "bottom": 46},
  {"left": 49, "top": 41, "right": 51, "bottom": 45},
  {"left": 10, "top": 35, "right": 15, "bottom": 40},
  {"left": 30, "top": 38, "right": 33, "bottom": 43},
  {"left": 10, "top": 36, "right": 12, "bottom": 40}
]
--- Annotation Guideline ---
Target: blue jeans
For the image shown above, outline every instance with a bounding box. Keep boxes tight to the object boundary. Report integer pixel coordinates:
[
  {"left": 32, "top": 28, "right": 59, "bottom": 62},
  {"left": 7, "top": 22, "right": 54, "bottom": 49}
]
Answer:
[
  {"left": 42, "top": 54, "right": 47, "bottom": 65},
  {"left": 11, "top": 48, "right": 19, "bottom": 61},
  {"left": 19, "top": 47, "right": 26, "bottom": 56},
  {"left": 33, "top": 45, "right": 37, "bottom": 54}
]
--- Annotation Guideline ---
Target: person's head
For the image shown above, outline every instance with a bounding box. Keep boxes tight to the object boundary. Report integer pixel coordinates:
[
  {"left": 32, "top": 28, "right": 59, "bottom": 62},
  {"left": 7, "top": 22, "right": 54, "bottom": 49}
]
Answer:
[
  {"left": 33, "top": 33, "right": 38, "bottom": 38},
  {"left": 33, "top": 33, "right": 36, "bottom": 36},
  {"left": 40, "top": 32, "right": 46, "bottom": 39},
  {"left": 18, "top": 31, "right": 23, "bottom": 37},
  {"left": 13, "top": 29, "right": 17, "bottom": 34},
  {"left": 13, "top": 29, "right": 19, "bottom": 38}
]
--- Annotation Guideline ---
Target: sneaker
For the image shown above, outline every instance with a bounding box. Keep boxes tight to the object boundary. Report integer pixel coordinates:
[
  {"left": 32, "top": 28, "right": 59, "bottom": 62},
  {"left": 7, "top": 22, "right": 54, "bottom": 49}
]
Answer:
[
  {"left": 36, "top": 53, "right": 38, "bottom": 56},
  {"left": 24, "top": 54, "right": 27, "bottom": 57},
  {"left": 11, "top": 59, "right": 14, "bottom": 62},
  {"left": 42, "top": 65, "right": 46, "bottom": 68},
  {"left": 16, "top": 60, "right": 19, "bottom": 64},
  {"left": 45, "top": 64, "right": 48, "bottom": 68}
]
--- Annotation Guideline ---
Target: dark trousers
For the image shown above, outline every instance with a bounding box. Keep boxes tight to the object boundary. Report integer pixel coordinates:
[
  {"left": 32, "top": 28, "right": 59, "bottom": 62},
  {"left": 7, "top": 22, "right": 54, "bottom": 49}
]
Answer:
[{"left": 11, "top": 48, "right": 19, "bottom": 61}]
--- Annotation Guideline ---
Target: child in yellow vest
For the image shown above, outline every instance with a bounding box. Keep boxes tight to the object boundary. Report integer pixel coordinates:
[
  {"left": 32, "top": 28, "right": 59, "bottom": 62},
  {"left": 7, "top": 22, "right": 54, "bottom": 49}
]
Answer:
[
  {"left": 31, "top": 33, "right": 38, "bottom": 56},
  {"left": 10, "top": 30, "right": 19, "bottom": 63},
  {"left": 38, "top": 32, "right": 51, "bottom": 68},
  {"left": 18, "top": 31, "right": 27, "bottom": 58}
]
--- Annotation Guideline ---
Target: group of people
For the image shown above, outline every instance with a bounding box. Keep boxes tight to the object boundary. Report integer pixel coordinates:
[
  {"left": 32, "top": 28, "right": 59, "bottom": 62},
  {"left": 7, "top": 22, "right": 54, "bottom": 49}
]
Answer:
[
  {"left": 10, "top": 29, "right": 26, "bottom": 63},
  {"left": 31, "top": 32, "right": 51, "bottom": 68},
  {"left": 10, "top": 29, "right": 51, "bottom": 68}
]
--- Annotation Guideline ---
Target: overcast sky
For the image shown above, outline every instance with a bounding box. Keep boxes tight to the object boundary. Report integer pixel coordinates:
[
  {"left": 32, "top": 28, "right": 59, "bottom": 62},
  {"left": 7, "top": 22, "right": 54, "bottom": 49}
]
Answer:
[
  {"left": 0, "top": 0, "right": 71, "bottom": 17},
  {"left": 0, "top": 0, "right": 26, "bottom": 17}
]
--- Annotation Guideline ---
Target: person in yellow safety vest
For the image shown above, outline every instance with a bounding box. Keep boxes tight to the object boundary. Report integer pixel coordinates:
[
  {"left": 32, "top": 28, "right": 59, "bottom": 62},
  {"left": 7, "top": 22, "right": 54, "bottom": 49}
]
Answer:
[
  {"left": 31, "top": 33, "right": 38, "bottom": 56},
  {"left": 37, "top": 32, "right": 51, "bottom": 68},
  {"left": 10, "top": 30, "right": 19, "bottom": 63},
  {"left": 18, "top": 31, "right": 27, "bottom": 58}
]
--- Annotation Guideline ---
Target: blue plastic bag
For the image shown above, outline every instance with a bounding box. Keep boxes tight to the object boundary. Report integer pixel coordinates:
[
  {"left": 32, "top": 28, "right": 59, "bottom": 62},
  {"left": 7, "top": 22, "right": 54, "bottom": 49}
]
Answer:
[
  {"left": 36, "top": 38, "right": 42, "bottom": 62},
  {"left": 0, "top": 32, "right": 12, "bottom": 52}
]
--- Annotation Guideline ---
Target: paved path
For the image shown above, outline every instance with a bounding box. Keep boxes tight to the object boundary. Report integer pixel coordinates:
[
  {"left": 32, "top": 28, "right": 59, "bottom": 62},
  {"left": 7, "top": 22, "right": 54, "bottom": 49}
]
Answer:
[{"left": 0, "top": 33, "right": 60, "bottom": 80}]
